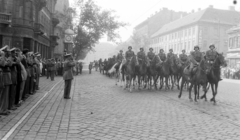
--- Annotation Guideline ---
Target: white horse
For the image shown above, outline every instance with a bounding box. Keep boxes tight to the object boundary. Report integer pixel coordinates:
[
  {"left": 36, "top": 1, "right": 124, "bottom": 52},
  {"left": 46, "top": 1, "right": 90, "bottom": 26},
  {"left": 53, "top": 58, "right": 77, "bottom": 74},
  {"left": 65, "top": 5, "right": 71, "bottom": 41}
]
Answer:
[{"left": 115, "top": 59, "right": 126, "bottom": 87}]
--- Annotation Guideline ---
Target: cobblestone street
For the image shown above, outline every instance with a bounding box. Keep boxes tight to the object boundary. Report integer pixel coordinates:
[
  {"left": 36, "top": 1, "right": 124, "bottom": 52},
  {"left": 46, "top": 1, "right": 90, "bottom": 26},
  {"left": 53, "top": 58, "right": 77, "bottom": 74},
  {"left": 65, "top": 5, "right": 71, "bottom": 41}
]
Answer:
[{"left": 1, "top": 71, "right": 240, "bottom": 140}]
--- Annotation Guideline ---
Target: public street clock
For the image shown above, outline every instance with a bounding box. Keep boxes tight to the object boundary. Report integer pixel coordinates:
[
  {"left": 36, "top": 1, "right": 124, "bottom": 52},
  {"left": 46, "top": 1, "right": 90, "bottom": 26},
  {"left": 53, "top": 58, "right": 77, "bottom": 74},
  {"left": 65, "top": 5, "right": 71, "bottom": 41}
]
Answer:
[{"left": 64, "top": 35, "right": 73, "bottom": 43}]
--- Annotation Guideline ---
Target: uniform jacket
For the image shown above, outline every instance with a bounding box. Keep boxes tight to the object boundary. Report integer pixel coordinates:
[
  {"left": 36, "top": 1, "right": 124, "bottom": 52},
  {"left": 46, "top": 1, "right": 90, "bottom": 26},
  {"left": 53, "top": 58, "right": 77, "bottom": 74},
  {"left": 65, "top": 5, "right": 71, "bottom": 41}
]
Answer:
[
  {"left": 147, "top": 52, "right": 155, "bottom": 60},
  {"left": 158, "top": 52, "right": 166, "bottom": 61},
  {"left": 167, "top": 52, "right": 175, "bottom": 59},
  {"left": 137, "top": 51, "right": 146, "bottom": 60},
  {"left": 179, "top": 53, "right": 188, "bottom": 62},
  {"left": 63, "top": 61, "right": 75, "bottom": 80},
  {"left": 125, "top": 50, "right": 135, "bottom": 60},
  {"left": 190, "top": 51, "right": 203, "bottom": 64},
  {"left": 117, "top": 53, "right": 124, "bottom": 62},
  {"left": 206, "top": 50, "right": 218, "bottom": 61}
]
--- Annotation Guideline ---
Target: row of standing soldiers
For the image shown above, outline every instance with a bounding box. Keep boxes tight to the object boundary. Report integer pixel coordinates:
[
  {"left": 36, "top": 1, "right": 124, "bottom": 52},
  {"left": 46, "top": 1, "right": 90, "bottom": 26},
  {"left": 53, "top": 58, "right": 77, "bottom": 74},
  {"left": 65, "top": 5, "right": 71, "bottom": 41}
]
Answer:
[{"left": 0, "top": 47, "right": 41, "bottom": 116}]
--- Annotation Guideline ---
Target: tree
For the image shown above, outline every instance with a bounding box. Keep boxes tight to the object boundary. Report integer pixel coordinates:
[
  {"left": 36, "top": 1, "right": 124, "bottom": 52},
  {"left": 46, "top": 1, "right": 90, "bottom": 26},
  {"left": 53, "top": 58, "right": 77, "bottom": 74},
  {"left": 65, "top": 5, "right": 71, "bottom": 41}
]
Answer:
[
  {"left": 130, "top": 32, "right": 150, "bottom": 52},
  {"left": 74, "top": 0, "right": 126, "bottom": 60}
]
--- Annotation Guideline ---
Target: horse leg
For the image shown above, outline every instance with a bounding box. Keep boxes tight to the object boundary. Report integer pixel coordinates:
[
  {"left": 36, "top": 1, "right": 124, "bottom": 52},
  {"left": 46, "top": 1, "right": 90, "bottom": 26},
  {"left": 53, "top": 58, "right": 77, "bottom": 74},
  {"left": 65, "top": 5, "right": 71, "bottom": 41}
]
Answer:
[
  {"left": 189, "top": 83, "right": 193, "bottom": 102},
  {"left": 129, "top": 76, "right": 133, "bottom": 93},
  {"left": 212, "top": 83, "right": 218, "bottom": 105},
  {"left": 197, "top": 84, "right": 200, "bottom": 99},
  {"left": 178, "top": 77, "right": 185, "bottom": 98},
  {"left": 210, "top": 83, "right": 215, "bottom": 102},
  {"left": 194, "top": 84, "right": 198, "bottom": 102},
  {"left": 166, "top": 76, "right": 170, "bottom": 90},
  {"left": 171, "top": 75, "right": 174, "bottom": 90},
  {"left": 159, "top": 77, "right": 163, "bottom": 90},
  {"left": 154, "top": 75, "right": 159, "bottom": 90}
]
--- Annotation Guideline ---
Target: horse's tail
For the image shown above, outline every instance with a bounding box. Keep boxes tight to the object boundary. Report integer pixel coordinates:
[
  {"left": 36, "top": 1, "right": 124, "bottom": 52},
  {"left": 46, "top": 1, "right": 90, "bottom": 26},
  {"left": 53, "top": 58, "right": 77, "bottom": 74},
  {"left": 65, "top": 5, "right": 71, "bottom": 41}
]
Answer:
[{"left": 108, "top": 63, "right": 117, "bottom": 74}]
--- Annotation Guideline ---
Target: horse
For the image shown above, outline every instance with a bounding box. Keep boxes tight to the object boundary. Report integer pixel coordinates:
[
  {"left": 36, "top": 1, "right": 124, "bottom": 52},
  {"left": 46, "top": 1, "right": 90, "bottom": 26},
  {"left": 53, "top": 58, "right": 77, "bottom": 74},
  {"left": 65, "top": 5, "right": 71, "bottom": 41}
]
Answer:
[
  {"left": 157, "top": 57, "right": 171, "bottom": 90},
  {"left": 123, "top": 55, "right": 138, "bottom": 92},
  {"left": 147, "top": 56, "right": 159, "bottom": 90},
  {"left": 177, "top": 60, "right": 190, "bottom": 90},
  {"left": 201, "top": 53, "right": 227, "bottom": 104},
  {"left": 115, "top": 59, "right": 126, "bottom": 87},
  {"left": 135, "top": 57, "right": 149, "bottom": 90},
  {"left": 179, "top": 60, "right": 208, "bottom": 102},
  {"left": 169, "top": 55, "right": 181, "bottom": 90}
]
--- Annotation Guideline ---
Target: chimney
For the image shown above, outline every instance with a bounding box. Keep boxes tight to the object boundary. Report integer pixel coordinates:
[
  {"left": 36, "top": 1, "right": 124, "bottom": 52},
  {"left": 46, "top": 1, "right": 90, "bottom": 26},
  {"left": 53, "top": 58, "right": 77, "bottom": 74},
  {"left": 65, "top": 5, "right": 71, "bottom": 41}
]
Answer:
[
  {"left": 229, "top": 6, "right": 235, "bottom": 11},
  {"left": 198, "top": 8, "right": 201, "bottom": 11},
  {"left": 191, "top": 9, "right": 195, "bottom": 13},
  {"left": 209, "top": 5, "right": 213, "bottom": 8}
]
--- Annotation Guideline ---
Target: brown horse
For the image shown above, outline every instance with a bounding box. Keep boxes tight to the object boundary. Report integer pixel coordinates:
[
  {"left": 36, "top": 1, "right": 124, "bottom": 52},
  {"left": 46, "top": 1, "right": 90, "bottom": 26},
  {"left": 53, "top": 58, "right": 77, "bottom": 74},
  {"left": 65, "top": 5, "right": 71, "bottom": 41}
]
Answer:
[
  {"left": 135, "top": 57, "right": 149, "bottom": 90},
  {"left": 158, "top": 57, "right": 171, "bottom": 90},
  {"left": 147, "top": 56, "right": 159, "bottom": 90},
  {"left": 124, "top": 55, "right": 138, "bottom": 92},
  {"left": 179, "top": 60, "right": 208, "bottom": 102},
  {"left": 201, "top": 53, "right": 226, "bottom": 104},
  {"left": 169, "top": 55, "right": 181, "bottom": 90}
]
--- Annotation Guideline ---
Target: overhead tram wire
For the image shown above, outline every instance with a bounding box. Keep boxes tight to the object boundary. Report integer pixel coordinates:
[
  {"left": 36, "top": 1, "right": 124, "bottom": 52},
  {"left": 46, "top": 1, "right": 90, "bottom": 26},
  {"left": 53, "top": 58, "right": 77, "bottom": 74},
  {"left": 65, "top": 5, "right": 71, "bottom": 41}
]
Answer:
[{"left": 130, "top": 0, "right": 163, "bottom": 25}]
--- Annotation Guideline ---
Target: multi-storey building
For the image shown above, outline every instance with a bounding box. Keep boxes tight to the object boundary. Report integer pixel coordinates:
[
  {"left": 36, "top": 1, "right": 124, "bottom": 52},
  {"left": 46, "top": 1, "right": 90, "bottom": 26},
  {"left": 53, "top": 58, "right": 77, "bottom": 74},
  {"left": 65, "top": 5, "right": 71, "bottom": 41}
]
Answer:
[
  {"left": 53, "top": 0, "right": 73, "bottom": 59},
  {"left": 150, "top": 6, "right": 240, "bottom": 55},
  {"left": 134, "top": 8, "right": 188, "bottom": 37},
  {"left": 226, "top": 25, "right": 240, "bottom": 68},
  {"left": 0, "top": 0, "right": 58, "bottom": 59}
]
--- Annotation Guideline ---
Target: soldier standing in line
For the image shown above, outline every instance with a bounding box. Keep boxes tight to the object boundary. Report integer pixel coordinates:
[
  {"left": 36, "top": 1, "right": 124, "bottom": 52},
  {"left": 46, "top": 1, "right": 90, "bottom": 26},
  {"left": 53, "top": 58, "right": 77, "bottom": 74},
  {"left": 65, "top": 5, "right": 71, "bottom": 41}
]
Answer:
[
  {"left": 8, "top": 48, "right": 19, "bottom": 110},
  {"left": 63, "top": 54, "right": 75, "bottom": 99},
  {"left": 34, "top": 53, "right": 41, "bottom": 90},
  {"left": 0, "top": 46, "right": 12, "bottom": 115}
]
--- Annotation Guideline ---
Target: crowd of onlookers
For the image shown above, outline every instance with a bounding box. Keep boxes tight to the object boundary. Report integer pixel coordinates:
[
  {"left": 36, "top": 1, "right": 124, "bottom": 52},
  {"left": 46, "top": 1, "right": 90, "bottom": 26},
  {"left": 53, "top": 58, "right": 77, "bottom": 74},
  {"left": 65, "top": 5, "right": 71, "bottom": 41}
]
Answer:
[
  {"left": 222, "top": 67, "right": 240, "bottom": 80},
  {"left": 0, "top": 46, "right": 85, "bottom": 118}
]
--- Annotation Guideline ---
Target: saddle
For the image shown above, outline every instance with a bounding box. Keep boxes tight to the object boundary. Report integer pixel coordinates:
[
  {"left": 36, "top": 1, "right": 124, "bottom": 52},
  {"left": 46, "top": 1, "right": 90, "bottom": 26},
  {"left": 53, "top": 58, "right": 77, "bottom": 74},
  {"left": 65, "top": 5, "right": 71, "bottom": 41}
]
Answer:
[{"left": 183, "top": 65, "right": 197, "bottom": 75}]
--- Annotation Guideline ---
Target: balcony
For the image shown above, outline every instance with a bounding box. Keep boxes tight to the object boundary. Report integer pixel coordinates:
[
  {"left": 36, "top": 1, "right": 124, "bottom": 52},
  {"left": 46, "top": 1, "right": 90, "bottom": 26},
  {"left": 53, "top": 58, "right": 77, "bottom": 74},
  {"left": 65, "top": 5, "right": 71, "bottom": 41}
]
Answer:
[
  {"left": 34, "top": 23, "right": 44, "bottom": 35},
  {"left": 0, "top": 12, "right": 11, "bottom": 25},
  {"left": 50, "top": 35, "right": 60, "bottom": 47}
]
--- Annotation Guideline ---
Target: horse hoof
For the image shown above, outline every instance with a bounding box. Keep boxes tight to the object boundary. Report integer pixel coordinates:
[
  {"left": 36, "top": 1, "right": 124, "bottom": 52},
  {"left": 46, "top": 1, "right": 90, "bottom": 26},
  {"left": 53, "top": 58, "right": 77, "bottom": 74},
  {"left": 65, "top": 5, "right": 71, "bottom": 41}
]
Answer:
[
  {"left": 178, "top": 95, "right": 181, "bottom": 99},
  {"left": 210, "top": 98, "right": 213, "bottom": 102},
  {"left": 200, "top": 96, "right": 204, "bottom": 99},
  {"left": 213, "top": 102, "right": 217, "bottom": 105}
]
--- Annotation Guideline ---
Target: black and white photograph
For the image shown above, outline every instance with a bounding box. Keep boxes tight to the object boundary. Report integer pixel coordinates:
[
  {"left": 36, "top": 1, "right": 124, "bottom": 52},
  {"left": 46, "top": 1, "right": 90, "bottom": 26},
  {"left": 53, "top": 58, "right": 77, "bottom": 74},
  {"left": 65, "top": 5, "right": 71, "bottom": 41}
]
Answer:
[{"left": 1, "top": 0, "right": 240, "bottom": 139}]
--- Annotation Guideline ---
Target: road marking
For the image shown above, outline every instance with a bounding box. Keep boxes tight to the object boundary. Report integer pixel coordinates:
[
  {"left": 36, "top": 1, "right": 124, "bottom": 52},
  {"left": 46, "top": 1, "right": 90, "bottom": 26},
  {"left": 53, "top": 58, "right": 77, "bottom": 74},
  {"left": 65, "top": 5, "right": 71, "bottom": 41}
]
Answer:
[{"left": 2, "top": 80, "right": 62, "bottom": 140}]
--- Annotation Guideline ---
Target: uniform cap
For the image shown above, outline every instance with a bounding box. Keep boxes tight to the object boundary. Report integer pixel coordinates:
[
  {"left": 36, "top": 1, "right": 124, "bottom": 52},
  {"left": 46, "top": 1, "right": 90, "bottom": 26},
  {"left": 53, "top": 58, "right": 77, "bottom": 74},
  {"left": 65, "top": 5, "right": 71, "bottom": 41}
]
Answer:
[
  {"left": 149, "top": 47, "right": 153, "bottom": 50},
  {"left": 140, "top": 48, "right": 144, "bottom": 50},
  {"left": 22, "top": 48, "right": 29, "bottom": 54},
  {"left": 10, "top": 47, "right": 17, "bottom": 52},
  {"left": 194, "top": 45, "right": 200, "bottom": 49},
  {"left": 182, "top": 49, "right": 186, "bottom": 52},
  {"left": 128, "top": 46, "right": 132, "bottom": 49},
  {"left": 169, "top": 48, "right": 173, "bottom": 51},
  {"left": 209, "top": 44, "right": 215, "bottom": 48}
]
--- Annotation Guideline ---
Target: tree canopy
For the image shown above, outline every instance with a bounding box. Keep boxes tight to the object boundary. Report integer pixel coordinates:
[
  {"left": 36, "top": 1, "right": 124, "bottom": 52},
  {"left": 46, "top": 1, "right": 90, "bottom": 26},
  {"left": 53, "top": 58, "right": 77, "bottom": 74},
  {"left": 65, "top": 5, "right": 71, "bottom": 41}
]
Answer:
[{"left": 74, "top": 0, "right": 126, "bottom": 60}]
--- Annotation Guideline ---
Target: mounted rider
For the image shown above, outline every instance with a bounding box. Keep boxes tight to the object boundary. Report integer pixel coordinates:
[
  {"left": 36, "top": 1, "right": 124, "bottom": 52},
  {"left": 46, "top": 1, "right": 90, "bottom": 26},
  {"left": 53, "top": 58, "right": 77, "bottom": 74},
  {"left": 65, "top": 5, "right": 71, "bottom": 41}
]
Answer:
[
  {"left": 147, "top": 47, "right": 155, "bottom": 62},
  {"left": 137, "top": 48, "right": 146, "bottom": 63},
  {"left": 125, "top": 46, "right": 135, "bottom": 63},
  {"left": 167, "top": 49, "right": 175, "bottom": 64},
  {"left": 114, "top": 50, "right": 124, "bottom": 69},
  {"left": 189, "top": 45, "right": 204, "bottom": 79},
  {"left": 158, "top": 49, "right": 167, "bottom": 63},
  {"left": 179, "top": 49, "right": 189, "bottom": 66},
  {"left": 205, "top": 44, "right": 222, "bottom": 80}
]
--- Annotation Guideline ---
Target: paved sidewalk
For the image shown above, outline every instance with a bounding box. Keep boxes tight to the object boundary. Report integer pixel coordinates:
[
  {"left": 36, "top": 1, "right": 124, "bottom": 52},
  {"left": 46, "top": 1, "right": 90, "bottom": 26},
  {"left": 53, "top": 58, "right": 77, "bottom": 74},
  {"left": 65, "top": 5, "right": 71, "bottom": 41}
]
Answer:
[
  {"left": 0, "top": 76, "right": 62, "bottom": 139},
  {"left": 1, "top": 71, "right": 240, "bottom": 140}
]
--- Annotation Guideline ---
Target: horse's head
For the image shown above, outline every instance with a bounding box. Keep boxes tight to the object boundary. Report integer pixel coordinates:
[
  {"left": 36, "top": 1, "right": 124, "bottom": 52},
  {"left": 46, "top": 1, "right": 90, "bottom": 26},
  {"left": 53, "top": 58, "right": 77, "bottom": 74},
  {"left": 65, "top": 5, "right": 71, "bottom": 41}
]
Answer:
[{"left": 217, "top": 53, "right": 227, "bottom": 67}]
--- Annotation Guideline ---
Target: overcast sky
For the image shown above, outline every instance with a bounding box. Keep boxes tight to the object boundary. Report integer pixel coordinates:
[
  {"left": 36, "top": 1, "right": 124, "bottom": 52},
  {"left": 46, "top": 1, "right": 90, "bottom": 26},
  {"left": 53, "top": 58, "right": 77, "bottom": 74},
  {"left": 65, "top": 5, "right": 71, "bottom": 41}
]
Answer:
[{"left": 70, "top": 0, "right": 240, "bottom": 43}]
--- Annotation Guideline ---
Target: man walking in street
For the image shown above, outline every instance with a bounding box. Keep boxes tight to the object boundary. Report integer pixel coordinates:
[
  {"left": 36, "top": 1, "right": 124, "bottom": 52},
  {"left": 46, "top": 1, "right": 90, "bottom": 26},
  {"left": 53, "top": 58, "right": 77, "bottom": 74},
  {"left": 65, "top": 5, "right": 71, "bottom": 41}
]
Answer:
[{"left": 63, "top": 54, "right": 75, "bottom": 99}]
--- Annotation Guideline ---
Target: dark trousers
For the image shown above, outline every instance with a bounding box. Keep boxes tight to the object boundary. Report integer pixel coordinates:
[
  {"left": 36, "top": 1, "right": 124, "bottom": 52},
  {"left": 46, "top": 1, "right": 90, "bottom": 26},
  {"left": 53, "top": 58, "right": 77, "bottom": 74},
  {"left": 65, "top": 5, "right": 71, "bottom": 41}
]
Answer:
[
  {"left": 50, "top": 71, "right": 55, "bottom": 81},
  {"left": 0, "top": 86, "right": 9, "bottom": 113},
  {"left": 47, "top": 71, "right": 50, "bottom": 79},
  {"left": 29, "top": 76, "right": 34, "bottom": 94},
  {"left": 9, "top": 84, "right": 16, "bottom": 109},
  {"left": 15, "top": 82, "right": 21, "bottom": 105},
  {"left": 80, "top": 67, "right": 82, "bottom": 74},
  {"left": 64, "top": 80, "right": 72, "bottom": 98},
  {"left": 23, "top": 76, "right": 30, "bottom": 99}
]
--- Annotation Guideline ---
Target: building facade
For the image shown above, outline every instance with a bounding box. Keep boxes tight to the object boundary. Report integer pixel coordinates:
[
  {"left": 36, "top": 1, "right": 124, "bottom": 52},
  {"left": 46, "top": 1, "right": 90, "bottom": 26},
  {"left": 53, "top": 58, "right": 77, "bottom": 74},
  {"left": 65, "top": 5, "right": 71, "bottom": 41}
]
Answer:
[
  {"left": 226, "top": 25, "right": 240, "bottom": 68},
  {"left": 0, "top": 0, "right": 58, "bottom": 59},
  {"left": 150, "top": 6, "right": 240, "bottom": 55}
]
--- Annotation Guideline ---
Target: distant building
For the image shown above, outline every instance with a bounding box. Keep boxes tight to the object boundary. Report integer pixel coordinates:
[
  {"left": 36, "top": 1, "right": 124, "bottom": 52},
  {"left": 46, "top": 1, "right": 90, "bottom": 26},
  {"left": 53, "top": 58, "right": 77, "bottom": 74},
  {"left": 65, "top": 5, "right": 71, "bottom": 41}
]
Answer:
[
  {"left": 135, "top": 8, "right": 188, "bottom": 37},
  {"left": 0, "top": 0, "right": 58, "bottom": 59},
  {"left": 226, "top": 24, "right": 240, "bottom": 68},
  {"left": 150, "top": 6, "right": 240, "bottom": 55}
]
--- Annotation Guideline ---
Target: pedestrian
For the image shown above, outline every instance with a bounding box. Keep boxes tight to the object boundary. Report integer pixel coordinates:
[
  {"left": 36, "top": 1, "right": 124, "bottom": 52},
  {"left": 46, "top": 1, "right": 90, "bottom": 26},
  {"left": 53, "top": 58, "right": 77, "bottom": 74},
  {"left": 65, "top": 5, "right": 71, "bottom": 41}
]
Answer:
[
  {"left": 22, "top": 48, "right": 30, "bottom": 100},
  {"left": 0, "top": 46, "right": 12, "bottom": 115},
  {"left": 49, "top": 58, "right": 55, "bottom": 81},
  {"left": 89, "top": 62, "right": 93, "bottom": 74},
  {"left": 63, "top": 54, "right": 75, "bottom": 99}
]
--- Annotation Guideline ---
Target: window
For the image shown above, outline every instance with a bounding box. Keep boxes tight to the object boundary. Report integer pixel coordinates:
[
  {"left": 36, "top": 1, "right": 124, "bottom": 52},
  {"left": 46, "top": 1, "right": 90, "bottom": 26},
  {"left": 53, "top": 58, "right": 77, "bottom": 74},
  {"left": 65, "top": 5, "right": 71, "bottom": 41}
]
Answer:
[
  {"left": 185, "top": 29, "right": 187, "bottom": 37},
  {"left": 188, "top": 28, "right": 191, "bottom": 36},
  {"left": 235, "top": 37, "right": 238, "bottom": 48},
  {"left": 192, "top": 27, "right": 195, "bottom": 35},
  {"left": 238, "top": 36, "right": 240, "bottom": 48},
  {"left": 184, "top": 42, "right": 187, "bottom": 50},
  {"left": 229, "top": 38, "right": 232, "bottom": 49}
]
